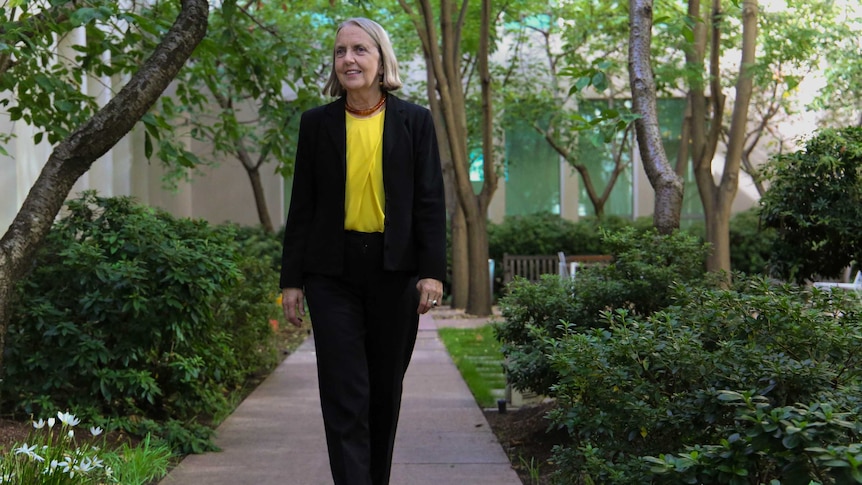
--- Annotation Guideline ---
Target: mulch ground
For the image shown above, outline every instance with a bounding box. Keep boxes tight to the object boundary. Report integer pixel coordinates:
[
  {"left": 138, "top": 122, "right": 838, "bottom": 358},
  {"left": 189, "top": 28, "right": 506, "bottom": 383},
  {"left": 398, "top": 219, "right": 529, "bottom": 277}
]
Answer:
[{"left": 484, "top": 400, "right": 567, "bottom": 484}]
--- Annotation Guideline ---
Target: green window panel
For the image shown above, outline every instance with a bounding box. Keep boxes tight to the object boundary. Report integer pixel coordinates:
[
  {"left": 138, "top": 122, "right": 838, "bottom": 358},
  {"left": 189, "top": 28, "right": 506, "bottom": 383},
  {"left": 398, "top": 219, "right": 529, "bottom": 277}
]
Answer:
[
  {"left": 577, "top": 99, "right": 634, "bottom": 218},
  {"left": 502, "top": 120, "right": 561, "bottom": 216}
]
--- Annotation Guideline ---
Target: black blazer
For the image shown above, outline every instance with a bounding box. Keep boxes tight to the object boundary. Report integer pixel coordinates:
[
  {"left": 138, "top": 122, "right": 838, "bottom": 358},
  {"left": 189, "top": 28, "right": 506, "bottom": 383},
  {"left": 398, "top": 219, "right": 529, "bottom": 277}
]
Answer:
[{"left": 279, "top": 94, "right": 446, "bottom": 289}]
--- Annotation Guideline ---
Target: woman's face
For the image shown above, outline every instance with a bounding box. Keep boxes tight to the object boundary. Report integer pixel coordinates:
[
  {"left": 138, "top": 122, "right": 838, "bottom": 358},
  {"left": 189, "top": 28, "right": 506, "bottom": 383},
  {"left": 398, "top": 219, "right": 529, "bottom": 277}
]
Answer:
[{"left": 334, "top": 25, "right": 382, "bottom": 98}]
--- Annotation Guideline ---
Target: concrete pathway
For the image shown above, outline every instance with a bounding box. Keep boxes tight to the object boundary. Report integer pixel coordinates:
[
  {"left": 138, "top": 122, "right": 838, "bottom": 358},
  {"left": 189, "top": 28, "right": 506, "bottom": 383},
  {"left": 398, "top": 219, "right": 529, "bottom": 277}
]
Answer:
[{"left": 159, "top": 311, "right": 520, "bottom": 485}]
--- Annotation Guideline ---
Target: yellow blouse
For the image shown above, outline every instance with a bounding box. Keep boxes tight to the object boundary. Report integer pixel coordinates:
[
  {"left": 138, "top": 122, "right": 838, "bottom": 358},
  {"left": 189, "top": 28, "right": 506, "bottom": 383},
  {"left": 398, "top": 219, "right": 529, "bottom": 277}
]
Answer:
[{"left": 344, "top": 110, "right": 385, "bottom": 233}]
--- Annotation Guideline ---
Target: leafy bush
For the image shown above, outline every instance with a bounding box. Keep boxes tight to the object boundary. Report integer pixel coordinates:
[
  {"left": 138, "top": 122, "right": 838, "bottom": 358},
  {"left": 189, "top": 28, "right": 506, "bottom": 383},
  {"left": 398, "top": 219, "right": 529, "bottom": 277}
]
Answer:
[
  {"left": 543, "top": 276, "right": 862, "bottom": 484},
  {"left": 646, "top": 393, "right": 862, "bottom": 485},
  {"left": 4, "top": 193, "right": 280, "bottom": 452},
  {"left": 494, "top": 275, "right": 580, "bottom": 396},
  {"left": 486, "top": 213, "right": 653, "bottom": 297},
  {"left": 217, "top": 223, "right": 282, "bottom": 378},
  {"left": 495, "top": 228, "right": 711, "bottom": 397},
  {"left": 760, "top": 126, "right": 862, "bottom": 283},
  {"left": 727, "top": 207, "right": 777, "bottom": 276},
  {"left": 488, "top": 213, "right": 653, "bottom": 262},
  {"left": 489, "top": 213, "right": 594, "bottom": 260}
]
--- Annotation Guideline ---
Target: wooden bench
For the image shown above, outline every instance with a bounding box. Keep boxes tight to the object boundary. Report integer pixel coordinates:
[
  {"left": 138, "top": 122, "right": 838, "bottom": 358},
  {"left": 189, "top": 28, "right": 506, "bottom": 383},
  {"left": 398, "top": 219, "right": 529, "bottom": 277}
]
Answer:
[
  {"left": 563, "top": 254, "right": 614, "bottom": 279},
  {"left": 501, "top": 254, "right": 559, "bottom": 285},
  {"left": 502, "top": 253, "right": 613, "bottom": 285}
]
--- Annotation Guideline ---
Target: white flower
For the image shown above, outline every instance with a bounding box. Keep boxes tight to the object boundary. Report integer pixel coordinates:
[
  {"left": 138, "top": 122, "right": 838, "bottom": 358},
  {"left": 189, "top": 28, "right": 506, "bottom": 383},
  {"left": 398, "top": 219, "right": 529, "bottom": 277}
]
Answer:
[
  {"left": 89, "top": 426, "right": 103, "bottom": 436},
  {"left": 51, "top": 459, "right": 70, "bottom": 472},
  {"left": 13, "top": 443, "right": 45, "bottom": 462},
  {"left": 57, "top": 411, "right": 80, "bottom": 427},
  {"left": 67, "top": 430, "right": 75, "bottom": 439},
  {"left": 47, "top": 418, "right": 55, "bottom": 428},
  {"left": 32, "top": 418, "right": 46, "bottom": 429},
  {"left": 90, "top": 456, "right": 104, "bottom": 469},
  {"left": 13, "top": 443, "right": 34, "bottom": 455},
  {"left": 76, "top": 457, "right": 96, "bottom": 473}
]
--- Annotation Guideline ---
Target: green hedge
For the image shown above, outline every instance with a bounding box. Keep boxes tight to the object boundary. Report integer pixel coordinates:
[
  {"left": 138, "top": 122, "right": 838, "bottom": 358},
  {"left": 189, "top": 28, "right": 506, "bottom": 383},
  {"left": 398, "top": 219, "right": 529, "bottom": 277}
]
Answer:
[
  {"left": 495, "top": 228, "right": 711, "bottom": 397},
  {"left": 488, "top": 210, "right": 774, "bottom": 287},
  {"left": 495, "top": 226, "right": 862, "bottom": 483},
  {"left": 4, "top": 192, "right": 281, "bottom": 454},
  {"left": 548, "top": 278, "right": 862, "bottom": 484}
]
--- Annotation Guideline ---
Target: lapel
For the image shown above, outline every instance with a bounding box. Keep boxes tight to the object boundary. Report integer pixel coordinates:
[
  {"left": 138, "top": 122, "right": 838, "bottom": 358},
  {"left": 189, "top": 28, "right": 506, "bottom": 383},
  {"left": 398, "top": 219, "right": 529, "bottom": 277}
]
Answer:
[
  {"left": 382, "top": 94, "right": 404, "bottom": 173},
  {"left": 323, "top": 98, "right": 347, "bottom": 185}
]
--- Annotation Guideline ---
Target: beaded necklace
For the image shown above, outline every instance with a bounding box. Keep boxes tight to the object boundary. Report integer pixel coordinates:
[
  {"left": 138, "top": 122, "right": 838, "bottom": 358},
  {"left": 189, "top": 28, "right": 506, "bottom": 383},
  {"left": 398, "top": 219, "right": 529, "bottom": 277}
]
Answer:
[{"left": 345, "top": 94, "right": 386, "bottom": 116}]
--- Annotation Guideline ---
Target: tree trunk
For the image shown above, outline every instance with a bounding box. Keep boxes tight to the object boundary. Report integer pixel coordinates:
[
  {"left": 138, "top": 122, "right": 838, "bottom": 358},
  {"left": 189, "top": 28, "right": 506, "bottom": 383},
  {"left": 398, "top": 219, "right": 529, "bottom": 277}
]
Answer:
[
  {"left": 705, "top": 201, "right": 732, "bottom": 276},
  {"left": 707, "top": 0, "right": 757, "bottom": 273},
  {"left": 466, "top": 0, "right": 494, "bottom": 316},
  {"left": 691, "top": 0, "right": 758, "bottom": 276},
  {"left": 221, "top": 96, "right": 275, "bottom": 233},
  {"left": 235, "top": 142, "right": 274, "bottom": 233},
  {"left": 403, "top": 0, "right": 496, "bottom": 316},
  {"left": 426, "top": 50, "right": 468, "bottom": 308},
  {"left": 629, "top": 0, "right": 684, "bottom": 233},
  {"left": 0, "top": 0, "right": 209, "bottom": 373},
  {"left": 465, "top": 215, "right": 491, "bottom": 316},
  {"left": 245, "top": 165, "right": 274, "bottom": 233},
  {"left": 450, "top": 206, "right": 469, "bottom": 308}
]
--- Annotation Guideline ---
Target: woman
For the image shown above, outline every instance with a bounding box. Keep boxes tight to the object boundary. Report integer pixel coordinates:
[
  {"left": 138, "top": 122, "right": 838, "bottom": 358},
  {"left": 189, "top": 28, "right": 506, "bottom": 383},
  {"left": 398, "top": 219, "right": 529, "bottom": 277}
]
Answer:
[{"left": 279, "top": 17, "right": 446, "bottom": 485}]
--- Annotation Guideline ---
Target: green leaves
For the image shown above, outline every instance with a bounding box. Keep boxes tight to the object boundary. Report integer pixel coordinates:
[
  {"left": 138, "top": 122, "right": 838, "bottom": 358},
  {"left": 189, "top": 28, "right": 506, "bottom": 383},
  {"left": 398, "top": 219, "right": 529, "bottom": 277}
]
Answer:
[
  {"left": 4, "top": 193, "right": 282, "bottom": 453},
  {"left": 760, "top": 126, "right": 862, "bottom": 283},
  {"left": 69, "top": 6, "right": 115, "bottom": 26},
  {"left": 500, "top": 234, "right": 862, "bottom": 483}
]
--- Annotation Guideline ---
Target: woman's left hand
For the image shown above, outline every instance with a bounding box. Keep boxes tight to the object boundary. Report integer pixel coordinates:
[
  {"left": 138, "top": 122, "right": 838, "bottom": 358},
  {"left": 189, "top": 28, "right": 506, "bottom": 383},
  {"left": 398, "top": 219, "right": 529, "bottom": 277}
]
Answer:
[{"left": 416, "top": 278, "right": 443, "bottom": 314}]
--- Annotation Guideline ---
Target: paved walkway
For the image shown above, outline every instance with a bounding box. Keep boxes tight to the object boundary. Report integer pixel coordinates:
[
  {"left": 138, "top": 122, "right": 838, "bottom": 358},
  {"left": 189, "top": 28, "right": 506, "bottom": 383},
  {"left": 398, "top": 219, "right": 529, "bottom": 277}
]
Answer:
[{"left": 159, "top": 310, "right": 520, "bottom": 485}]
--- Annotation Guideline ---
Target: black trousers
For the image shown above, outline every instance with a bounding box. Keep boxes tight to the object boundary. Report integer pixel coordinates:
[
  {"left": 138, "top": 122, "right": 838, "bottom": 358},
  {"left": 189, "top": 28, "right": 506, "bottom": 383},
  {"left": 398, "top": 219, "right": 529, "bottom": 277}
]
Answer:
[{"left": 304, "top": 231, "right": 420, "bottom": 485}]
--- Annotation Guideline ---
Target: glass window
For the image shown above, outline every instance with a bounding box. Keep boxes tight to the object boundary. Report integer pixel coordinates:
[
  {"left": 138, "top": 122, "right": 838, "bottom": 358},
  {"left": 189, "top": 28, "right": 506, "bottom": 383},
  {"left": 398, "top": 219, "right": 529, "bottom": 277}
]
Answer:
[
  {"left": 503, "top": 119, "right": 561, "bottom": 216},
  {"left": 577, "top": 99, "right": 634, "bottom": 218},
  {"left": 655, "top": 98, "right": 703, "bottom": 220},
  {"left": 490, "top": 97, "right": 698, "bottom": 220}
]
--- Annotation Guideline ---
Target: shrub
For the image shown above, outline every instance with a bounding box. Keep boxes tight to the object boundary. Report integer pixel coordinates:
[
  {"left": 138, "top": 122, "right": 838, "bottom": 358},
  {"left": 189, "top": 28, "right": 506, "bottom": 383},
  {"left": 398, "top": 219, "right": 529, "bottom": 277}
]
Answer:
[
  {"left": 494, "top": 274, "right": 579, "bottom": 396},
  {"left": 495, "top": 227, "right": 711, "bottom": 397},
  {"left": 4, "top": 192, "right": 280, "bottom": 452},
  {"left": 489, "top": 213, "right": 595, "bottom": 260},
  {"left": 488, "top": 213, "right": 649, "bottom": 262},
  {"left": 760, "top": 126, "right": 862, "bottom": 283},
  {"left": 728, "top": 207, "right": 777, "bottom": 276},
  {"left": 217, "top": 224, "right": 282, "bottom": 378},
  {"left": 544, "top": 276, "right": 862, "bottom": 484},
  {"left": 646, "top": 394, "right": 862, "bottom": 485}
]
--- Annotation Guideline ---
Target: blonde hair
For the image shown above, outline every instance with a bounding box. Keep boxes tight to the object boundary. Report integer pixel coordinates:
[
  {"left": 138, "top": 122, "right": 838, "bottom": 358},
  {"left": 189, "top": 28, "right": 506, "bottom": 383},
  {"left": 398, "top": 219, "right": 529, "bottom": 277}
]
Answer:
[{"left": 323, "top": 17, "right": 403, "bottom": 97}]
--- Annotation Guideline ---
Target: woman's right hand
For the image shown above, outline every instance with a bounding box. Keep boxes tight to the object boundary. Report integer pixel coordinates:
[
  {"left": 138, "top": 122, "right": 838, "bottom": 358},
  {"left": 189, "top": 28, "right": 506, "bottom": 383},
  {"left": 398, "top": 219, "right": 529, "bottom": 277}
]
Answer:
[{"left": 282, "top": 287, "right": 306, "bottom": 327}]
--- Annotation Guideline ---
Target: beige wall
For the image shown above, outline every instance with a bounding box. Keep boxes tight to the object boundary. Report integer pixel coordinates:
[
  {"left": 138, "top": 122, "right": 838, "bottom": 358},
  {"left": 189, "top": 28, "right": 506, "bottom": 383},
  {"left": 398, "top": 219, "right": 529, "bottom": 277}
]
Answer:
[
  {"left": 190, "top": 150, "right": 285, "bottom": 227},
  {"left": 0, "top": 115, "right": 284, "bottom": 235}
]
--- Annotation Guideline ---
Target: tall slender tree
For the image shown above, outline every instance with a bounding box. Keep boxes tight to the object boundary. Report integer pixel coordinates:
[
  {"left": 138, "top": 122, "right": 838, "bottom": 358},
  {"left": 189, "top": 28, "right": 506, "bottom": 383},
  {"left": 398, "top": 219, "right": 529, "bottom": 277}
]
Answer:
[
  {"left": 686, "top": 0, "right": 758, "bottom": 275},
  {"left": 399, "top": 0, "right": 496, "bottom": 316},
  {"left": 629, "top": 0, "right": 684, "bottom": 233}
]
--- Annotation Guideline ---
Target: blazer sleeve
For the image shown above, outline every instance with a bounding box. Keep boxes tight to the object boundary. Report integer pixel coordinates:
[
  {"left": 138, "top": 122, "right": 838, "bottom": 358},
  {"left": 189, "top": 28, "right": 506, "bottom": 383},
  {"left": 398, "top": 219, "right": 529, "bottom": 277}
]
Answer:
[
  {"left": 411, "top": 107, "right": 447, "bottom": 282},
  {"left": 279, "top": 110, "right": 317, "bottom": 289}
]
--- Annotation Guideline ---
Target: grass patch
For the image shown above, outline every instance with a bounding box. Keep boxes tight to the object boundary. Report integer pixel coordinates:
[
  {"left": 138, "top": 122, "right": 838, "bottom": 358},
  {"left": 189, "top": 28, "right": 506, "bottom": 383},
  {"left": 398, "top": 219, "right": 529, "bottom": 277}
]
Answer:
[{"left": 438, "top": 325, "right": 507, "bottom": 408}]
